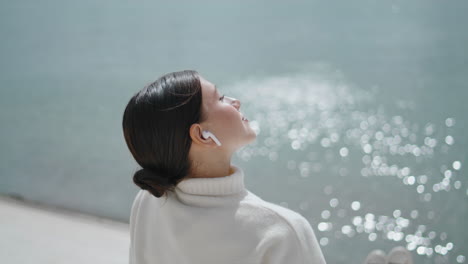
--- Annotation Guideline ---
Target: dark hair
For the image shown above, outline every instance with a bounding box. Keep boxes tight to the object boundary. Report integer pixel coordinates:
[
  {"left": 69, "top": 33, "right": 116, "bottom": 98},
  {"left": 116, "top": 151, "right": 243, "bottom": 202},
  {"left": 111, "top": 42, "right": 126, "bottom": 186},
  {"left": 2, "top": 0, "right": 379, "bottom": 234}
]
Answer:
[{"left": 122, "top": 70, "right": 205, "bottom": 198}]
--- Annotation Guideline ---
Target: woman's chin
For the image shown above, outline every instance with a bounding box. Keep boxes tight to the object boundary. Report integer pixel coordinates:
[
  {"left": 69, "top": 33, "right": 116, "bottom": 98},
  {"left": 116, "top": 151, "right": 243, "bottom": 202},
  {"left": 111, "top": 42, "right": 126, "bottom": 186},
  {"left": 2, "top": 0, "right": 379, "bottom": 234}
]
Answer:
[{"left": 245, "top": 131, "right": 257, "bottom": 144}]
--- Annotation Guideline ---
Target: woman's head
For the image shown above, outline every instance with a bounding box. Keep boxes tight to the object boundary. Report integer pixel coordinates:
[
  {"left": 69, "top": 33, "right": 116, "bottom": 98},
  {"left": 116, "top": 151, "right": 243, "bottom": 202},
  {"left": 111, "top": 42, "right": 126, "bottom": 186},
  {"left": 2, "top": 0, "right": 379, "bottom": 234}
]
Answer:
[
  {"left": 122, "top": 70, "right": 256, "bottom": 198},
  {"left": 191, "top": 76, "right": 256, "bottom": 151}
]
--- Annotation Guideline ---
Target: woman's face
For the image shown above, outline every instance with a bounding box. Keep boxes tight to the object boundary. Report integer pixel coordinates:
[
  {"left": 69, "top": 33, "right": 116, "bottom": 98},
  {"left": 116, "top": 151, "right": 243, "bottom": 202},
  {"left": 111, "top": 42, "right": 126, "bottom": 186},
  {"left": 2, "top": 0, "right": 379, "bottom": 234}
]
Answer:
[{"left": 198, "top": 76, "right": 256, "bottom": 150}]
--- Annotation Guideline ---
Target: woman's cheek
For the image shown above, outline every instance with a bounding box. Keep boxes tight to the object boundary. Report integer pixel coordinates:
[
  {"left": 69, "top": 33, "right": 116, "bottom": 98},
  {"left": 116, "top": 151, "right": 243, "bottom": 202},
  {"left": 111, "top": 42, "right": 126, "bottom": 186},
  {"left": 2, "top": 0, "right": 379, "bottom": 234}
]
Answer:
[{"left": 227, "top": 112, "right": 242, "bottom": 124}]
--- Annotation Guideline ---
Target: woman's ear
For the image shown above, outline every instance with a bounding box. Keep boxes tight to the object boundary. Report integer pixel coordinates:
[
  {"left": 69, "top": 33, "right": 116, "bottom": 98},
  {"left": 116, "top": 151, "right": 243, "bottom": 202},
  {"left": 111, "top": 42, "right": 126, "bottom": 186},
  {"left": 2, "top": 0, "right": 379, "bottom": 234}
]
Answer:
[
  {"left": 189, "top": 124, "right": 219, "bottom": 146},
  {"left": 189, "top": 123, "right": 203, "bottom": 143},
  {"left": 189, "top": 123, "right": 222, "bottom": 147}
]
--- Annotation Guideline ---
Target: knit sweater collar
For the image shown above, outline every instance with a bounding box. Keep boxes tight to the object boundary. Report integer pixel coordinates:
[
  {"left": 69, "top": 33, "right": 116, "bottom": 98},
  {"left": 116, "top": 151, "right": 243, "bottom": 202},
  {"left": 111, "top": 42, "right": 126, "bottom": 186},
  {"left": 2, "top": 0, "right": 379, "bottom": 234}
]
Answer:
[{"left": 175, "top": 164, "right": 245, "bottom": 196}]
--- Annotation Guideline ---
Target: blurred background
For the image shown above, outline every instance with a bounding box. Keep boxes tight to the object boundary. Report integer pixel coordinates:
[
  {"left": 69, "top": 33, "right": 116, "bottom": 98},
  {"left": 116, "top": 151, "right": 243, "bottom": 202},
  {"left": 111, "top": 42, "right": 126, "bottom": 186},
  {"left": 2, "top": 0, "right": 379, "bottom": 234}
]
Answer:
[{"left": 1, "top": 0, "right": 467, "bottom": 263}]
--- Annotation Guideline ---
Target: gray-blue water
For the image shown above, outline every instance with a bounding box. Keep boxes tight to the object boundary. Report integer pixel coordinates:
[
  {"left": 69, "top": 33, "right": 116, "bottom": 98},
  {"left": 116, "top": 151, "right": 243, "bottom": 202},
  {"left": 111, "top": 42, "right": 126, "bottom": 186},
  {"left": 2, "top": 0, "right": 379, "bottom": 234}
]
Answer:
[{"left": 1, "top": 1, "right": 466, "bottom": 263}]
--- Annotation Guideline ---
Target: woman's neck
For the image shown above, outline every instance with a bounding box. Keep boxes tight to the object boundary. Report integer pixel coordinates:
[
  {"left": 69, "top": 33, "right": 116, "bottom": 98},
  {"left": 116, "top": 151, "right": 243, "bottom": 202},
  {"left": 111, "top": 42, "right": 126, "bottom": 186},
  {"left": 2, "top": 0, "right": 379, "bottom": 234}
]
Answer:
[{"left": 187, "top": 156, "right": 233, "bottom": 179}]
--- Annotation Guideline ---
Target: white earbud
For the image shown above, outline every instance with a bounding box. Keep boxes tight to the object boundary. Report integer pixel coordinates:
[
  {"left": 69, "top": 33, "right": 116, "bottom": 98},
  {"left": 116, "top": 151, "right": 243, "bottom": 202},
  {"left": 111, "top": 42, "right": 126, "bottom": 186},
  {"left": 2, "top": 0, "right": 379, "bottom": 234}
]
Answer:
[{"left": 201, "top": 130, "right": 222, "bottom": 146}]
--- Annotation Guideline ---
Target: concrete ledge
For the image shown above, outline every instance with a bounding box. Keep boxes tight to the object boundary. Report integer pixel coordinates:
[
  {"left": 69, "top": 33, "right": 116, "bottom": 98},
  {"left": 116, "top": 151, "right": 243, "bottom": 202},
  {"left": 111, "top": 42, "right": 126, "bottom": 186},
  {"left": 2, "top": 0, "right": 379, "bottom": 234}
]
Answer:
[{"left": 0, "top": 195, "right": 129, "bottom": 264}]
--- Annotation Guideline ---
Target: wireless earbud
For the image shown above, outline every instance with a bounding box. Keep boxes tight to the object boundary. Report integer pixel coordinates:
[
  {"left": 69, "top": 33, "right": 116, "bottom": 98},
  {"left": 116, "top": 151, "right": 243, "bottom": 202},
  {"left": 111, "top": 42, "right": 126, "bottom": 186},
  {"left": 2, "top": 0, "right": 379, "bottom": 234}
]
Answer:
[{"left": 201, "top": 130, "right": 222, "bottom": 146}]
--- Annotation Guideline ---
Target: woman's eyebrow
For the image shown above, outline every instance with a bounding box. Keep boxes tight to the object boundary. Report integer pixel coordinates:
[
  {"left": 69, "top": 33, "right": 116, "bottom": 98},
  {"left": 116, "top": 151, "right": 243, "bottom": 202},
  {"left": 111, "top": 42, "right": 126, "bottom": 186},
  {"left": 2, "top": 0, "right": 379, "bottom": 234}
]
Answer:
[{"left": 213, "top": 85, "right": 218, "bottom": 96}]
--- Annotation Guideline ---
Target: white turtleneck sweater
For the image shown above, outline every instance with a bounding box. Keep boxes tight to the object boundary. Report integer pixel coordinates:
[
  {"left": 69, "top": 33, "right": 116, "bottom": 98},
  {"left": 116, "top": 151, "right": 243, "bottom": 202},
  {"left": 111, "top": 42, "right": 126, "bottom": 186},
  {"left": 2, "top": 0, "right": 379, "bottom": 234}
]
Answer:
[{"left": 129, "top": 164, "right": 326, "bottom": 264}]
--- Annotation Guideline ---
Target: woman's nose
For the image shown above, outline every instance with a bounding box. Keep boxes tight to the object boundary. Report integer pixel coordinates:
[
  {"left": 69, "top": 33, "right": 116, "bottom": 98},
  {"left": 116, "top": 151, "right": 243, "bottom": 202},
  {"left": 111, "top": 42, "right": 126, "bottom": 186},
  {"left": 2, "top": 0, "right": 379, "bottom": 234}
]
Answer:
[
  {"left": 226, "top": 96, "right": 241, "bottom": 110},
  {"left": 234, "top": 99, "right": 240, "bottom": 110},
  {"left": 231, "top": 97, "right": 241, "bottom": 110}
]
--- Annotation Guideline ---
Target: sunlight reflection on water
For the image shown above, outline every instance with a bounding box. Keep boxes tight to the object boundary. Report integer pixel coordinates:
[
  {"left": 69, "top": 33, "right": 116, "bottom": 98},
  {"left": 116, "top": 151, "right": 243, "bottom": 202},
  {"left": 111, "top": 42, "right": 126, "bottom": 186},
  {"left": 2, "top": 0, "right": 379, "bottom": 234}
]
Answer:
[{"left": 229, "top": 68, "right": 466, "bottom": 263}]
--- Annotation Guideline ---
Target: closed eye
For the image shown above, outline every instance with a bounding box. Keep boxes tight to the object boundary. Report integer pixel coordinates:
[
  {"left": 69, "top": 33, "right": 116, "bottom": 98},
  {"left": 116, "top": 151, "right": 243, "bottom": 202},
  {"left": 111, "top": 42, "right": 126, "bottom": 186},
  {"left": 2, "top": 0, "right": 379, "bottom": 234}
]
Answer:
[{"left": 219, "top": 94, "right": 225, "bottom": 101}]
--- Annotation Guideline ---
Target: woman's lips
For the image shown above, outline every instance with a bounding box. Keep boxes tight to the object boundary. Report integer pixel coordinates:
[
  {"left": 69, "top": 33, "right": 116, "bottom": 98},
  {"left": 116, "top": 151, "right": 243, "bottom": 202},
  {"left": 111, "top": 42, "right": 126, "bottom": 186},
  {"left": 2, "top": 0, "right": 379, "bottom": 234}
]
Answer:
[{"left": 240, "top": 111, "right": 248, "bottom": 122}]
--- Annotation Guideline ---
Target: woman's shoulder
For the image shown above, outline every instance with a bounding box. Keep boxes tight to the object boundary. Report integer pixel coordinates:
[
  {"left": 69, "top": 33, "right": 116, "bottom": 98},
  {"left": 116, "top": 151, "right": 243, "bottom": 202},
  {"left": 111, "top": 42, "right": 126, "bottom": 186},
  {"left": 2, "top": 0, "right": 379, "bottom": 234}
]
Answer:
[
  {"left": 241, "top": 190, "right": 325, "bottom": 263},
  {"left": 240, "top": 190, "right": 313, "bottom": 231}
]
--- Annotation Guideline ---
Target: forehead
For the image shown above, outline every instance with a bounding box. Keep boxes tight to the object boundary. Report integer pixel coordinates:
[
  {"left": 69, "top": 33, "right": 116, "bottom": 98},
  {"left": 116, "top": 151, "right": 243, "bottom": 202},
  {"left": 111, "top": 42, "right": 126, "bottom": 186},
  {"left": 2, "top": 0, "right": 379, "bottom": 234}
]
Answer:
[
  {"left": 199, "top": 77, "right": 218, "bottom": 118},
  {"left": 200, "top": 77, "right": 217, "bottom": 100}
]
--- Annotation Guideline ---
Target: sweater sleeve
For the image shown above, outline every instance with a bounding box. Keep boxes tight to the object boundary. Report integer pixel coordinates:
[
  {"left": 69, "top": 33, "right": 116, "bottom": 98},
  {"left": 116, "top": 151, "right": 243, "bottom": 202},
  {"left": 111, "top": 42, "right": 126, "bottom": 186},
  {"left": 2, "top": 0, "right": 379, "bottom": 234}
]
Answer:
[
  {"left": 129, "top": 190, "right": 144, "bottom": 264},
  {"left": 262, "top": 214, "right": 326, "bottom": 264}
]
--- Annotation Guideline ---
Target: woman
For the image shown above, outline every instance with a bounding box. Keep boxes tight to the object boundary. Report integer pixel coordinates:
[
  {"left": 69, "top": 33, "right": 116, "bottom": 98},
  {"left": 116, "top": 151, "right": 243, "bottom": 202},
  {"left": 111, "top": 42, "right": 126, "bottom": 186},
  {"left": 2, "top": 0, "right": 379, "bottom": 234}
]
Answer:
[{"left": 122, "top": 70, "right": 326, "bottom": 263}]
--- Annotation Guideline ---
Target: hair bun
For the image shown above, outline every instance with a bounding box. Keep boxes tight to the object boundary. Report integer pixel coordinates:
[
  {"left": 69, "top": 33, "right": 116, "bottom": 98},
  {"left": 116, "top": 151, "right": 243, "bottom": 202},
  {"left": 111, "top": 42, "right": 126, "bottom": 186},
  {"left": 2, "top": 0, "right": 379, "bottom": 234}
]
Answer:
[{"left": 133, "top": 168, "right": 174, "bottom": 198}]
